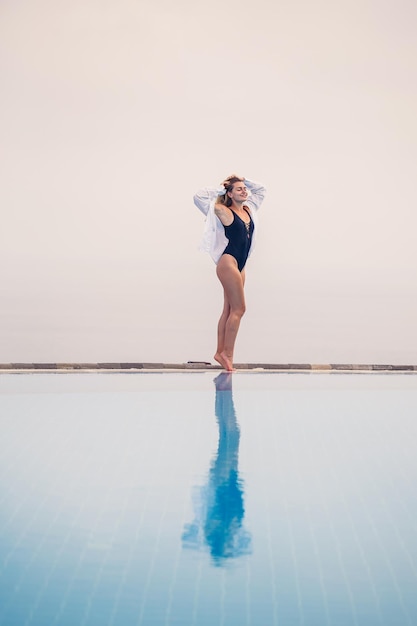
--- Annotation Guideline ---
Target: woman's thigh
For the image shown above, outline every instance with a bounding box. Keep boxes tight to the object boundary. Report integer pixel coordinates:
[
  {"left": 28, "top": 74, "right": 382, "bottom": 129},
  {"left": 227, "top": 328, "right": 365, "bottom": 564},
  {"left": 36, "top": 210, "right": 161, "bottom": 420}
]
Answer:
[{"left": 216, "top": 255, "right": 245, "bottom": 311}]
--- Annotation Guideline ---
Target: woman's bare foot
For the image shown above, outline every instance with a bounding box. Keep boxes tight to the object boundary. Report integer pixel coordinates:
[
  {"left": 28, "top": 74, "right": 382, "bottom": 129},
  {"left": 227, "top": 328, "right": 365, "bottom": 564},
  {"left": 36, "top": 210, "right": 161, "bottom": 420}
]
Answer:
[{"left": 214, "top": 351, "right": 235, "bottom": 372}]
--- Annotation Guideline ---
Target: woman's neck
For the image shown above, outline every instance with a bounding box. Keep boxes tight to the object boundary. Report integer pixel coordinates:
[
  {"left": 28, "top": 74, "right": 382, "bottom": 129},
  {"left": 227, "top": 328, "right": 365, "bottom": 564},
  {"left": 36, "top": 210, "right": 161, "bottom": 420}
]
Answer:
[{"left": 231, "top": 201, "right": 245, "bottom": 212}]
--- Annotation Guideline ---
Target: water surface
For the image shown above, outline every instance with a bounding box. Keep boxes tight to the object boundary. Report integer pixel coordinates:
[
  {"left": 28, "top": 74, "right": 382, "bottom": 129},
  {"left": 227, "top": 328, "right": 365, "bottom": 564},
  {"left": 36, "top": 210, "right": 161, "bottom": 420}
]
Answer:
[{"left": 0, "top": 372, "right": 416, "bottom": 625}]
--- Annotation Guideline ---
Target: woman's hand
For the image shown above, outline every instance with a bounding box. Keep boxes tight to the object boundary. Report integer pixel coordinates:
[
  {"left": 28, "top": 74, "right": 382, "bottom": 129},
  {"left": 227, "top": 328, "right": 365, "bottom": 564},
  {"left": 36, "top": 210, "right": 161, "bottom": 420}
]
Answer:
[{"left": 221, "top": 174, "right": 244, "bottom": 188}]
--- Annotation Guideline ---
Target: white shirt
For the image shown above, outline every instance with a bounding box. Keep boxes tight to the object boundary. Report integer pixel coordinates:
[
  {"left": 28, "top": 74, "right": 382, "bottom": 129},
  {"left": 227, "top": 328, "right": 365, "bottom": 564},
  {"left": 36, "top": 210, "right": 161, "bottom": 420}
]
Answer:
[{"left": 193, "top": 178, "right": 266, "bottom": 264}]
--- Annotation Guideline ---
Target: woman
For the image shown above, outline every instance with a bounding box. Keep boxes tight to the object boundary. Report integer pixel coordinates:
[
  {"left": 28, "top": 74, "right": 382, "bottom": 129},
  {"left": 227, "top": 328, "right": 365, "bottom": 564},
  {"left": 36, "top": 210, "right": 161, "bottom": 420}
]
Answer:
[{"left": 194, "top": 174, "right": 266, "bottom": 371}]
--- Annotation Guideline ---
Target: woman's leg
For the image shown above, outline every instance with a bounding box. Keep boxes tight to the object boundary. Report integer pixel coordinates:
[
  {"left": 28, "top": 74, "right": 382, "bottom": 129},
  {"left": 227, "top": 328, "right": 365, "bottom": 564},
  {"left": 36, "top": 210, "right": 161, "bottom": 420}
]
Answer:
[
  {"left": 215, "top": 269, "right": 246, "bottom": 362},
  {"left": 214, "top": 293, "right": 230, "bottom": 364},
  {"left": 214, "top": 255, "right": 246, "bottom": 372}
]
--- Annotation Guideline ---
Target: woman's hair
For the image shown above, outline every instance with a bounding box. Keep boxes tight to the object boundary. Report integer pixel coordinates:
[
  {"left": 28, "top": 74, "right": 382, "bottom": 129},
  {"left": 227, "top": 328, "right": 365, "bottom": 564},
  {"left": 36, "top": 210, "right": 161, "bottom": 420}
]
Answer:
[{"left": 216, "top": 176, "right": 244, "bottom": 207}]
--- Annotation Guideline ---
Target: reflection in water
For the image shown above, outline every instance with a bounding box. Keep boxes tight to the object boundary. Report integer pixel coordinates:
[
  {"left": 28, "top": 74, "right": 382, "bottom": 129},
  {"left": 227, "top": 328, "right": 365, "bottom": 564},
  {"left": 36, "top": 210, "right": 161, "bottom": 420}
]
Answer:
[{"left": 182, "top": 373, "right": 252, "bottom": 566}]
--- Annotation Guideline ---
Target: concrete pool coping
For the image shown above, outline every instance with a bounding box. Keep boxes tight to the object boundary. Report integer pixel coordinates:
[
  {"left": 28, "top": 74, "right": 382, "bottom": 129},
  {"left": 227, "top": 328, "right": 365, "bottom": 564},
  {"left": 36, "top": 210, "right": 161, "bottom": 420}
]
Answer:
[{"left": 1, "top": 362, "right": 417, "bottom": 373}]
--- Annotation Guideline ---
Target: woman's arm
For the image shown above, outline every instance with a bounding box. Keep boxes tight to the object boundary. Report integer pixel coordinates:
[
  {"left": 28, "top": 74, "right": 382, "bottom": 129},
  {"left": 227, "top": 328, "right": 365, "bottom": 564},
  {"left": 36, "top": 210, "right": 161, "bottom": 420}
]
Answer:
[
  {"left": 244, "top": 178, "right": 266, "bottom": 211},
  {"left": 193, "top": 186, "right": 225, "bottom": 216},
  {"left": 214, "top": 203, "right": 233, "bottom": 226}
]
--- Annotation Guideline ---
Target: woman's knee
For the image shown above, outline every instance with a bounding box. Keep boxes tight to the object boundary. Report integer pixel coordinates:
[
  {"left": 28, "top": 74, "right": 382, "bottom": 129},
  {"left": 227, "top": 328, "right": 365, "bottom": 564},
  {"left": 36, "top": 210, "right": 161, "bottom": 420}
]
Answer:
[{"left": 230, "top": 302, "right": 246, "bottom": 319}]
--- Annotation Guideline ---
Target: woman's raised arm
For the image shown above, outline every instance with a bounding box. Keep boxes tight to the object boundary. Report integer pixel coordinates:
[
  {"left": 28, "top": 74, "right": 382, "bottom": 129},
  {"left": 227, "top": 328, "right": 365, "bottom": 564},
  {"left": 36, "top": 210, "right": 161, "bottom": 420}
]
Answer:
[
  {"left": 193, "top": 185, "right": 226, "bottom": 216},
  {"left": 244, "top": 178, "right": 266, "bottom": 211}
]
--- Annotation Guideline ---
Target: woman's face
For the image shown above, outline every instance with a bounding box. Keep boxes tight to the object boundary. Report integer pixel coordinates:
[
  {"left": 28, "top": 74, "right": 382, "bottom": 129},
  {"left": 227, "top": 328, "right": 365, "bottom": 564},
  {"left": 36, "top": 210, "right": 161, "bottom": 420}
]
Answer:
[{"left": 228, "top": 182, "right": 248, "bottom": 203}]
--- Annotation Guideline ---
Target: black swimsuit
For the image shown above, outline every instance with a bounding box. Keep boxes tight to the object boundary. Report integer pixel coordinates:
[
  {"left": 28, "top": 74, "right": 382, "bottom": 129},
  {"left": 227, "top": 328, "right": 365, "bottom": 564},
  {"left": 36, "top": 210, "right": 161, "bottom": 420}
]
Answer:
[{"left": 222, "top": 208, "right": 254, "bottom": 272}]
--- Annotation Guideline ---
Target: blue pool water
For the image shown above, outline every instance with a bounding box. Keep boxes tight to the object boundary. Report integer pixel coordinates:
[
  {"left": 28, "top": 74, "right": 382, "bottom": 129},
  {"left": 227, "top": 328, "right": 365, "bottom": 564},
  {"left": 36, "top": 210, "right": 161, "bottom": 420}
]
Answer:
[{"left": 0, "top": 371, "right": 417, "bottom": 625}]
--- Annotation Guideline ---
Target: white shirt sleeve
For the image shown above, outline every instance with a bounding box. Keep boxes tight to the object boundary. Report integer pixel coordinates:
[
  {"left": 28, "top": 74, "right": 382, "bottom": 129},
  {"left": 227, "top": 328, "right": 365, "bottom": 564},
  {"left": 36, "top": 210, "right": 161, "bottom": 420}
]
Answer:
[
  {"left": 193, "top": 187, "right": 226, "bottom": 216},
  {"left": 244, "top": 178, "right": 266, "bottom": 212}
]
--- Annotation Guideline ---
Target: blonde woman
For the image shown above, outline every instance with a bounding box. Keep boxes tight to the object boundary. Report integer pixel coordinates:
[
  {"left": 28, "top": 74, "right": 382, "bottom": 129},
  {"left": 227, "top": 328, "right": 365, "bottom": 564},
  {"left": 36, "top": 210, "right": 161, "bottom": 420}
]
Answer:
[{"left": 194, "top": 175, "right": 266, "bottom": 371}]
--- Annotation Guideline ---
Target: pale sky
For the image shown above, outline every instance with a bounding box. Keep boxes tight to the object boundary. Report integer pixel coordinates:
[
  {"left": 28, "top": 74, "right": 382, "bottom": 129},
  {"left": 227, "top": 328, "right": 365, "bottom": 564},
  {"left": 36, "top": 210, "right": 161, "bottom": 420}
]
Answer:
[{"left": 1, "top": 0, "right": 417, "bottom": 364}]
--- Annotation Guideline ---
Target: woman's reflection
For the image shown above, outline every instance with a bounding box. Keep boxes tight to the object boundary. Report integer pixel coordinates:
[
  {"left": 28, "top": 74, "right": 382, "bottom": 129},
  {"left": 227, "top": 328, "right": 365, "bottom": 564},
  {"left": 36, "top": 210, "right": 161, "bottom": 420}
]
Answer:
[{"left": 182, "top": 373, "right": 251, "bottom": 566}]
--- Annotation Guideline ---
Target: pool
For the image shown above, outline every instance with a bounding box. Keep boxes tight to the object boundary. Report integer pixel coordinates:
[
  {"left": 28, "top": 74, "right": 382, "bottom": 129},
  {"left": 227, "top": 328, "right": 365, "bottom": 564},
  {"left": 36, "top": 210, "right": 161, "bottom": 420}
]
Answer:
[{"left": 1, "top": 371, "right": 416, "bottom": 625}]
